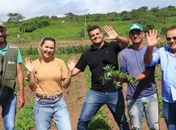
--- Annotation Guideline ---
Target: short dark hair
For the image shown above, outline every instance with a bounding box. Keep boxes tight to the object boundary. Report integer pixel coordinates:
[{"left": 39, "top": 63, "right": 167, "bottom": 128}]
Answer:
[
  {"left": 165, "top": 25, "right": 176, "bottom": 35},
  {"left": 87, "top": 25, "right": 101, "bottom": 34}
]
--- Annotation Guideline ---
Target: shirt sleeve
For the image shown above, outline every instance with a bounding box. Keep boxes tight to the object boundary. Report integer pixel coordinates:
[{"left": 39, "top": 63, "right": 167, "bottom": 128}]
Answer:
[
  {"left": 17, "top": 49, "right": 23, "bottom": 64},
  {"left": 150, "top": 47, "right": 160, "bottom": 66},
  {"left": 119, "top": 52, "right": 127, "bottom": 73},
  {"left": 75, "top": 53, "right": 87, "bottom": 72}
]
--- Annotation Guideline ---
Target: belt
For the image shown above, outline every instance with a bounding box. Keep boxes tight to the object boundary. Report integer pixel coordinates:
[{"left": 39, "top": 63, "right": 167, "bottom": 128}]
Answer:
[{"left": 36, "top": 93, "right": 63, "bottom": 100}]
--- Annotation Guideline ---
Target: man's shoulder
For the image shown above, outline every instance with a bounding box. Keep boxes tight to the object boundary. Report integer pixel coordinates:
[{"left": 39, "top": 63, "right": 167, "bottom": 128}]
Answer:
[
  {"left": 7, "top": 43, "right": 18, "bottom": 49},
  {"left": 8, "top": 45, "right": 18, "bottom": 49},
  {"left": 120, "top": 45, "right": 132, "bottom": 53},
  {"left": 81, "top": 48, "right": 92, "bottom": 57},
  {"left": 105, "top": 41, "right": 118, "bottom": 46}
]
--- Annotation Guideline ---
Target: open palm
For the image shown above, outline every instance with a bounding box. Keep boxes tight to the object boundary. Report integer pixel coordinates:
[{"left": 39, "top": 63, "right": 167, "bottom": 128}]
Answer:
[
  {"left": 24, "top": 57, "right": 34, "bottom": 72},
  {"left": 104, "top": 25, "right": 119, "bottom": 40},
  {"left": 146, "top": 29, "right": 160, "bottom": 46},
  {"left": 67, "top": 59, "right": 76, "bottom": 72}
]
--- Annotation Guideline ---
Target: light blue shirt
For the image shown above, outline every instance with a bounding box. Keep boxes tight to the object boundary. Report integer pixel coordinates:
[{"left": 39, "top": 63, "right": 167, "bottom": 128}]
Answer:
[
  {"left": 0, "top": 43, "right": 23, "bottom": 63},
  {"left": 151, "top": 45, "right": 176, "bottom": 103}
]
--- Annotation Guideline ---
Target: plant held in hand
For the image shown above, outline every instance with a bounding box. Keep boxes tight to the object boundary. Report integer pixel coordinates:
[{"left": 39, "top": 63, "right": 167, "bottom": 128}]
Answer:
[{"left": 100, "top": 65, "right": 137, "bottom": 89}]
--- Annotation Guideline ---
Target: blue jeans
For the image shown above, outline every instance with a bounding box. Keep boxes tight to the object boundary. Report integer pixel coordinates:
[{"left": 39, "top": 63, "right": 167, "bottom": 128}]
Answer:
[
  {"left": 34, "top": 96, "right": 71, "bottom": 130},
  {"left": 163, "top": 101, "right": 176, "bottom": 130},
  {"left": 127, "top": 93, "right": 159, "bottom": 130},
  {"left": 1, "top": 94, "right": 17, "bottom": 130},
  {"left": 77, "top": 90, "right": 129, "bottom": 130}
]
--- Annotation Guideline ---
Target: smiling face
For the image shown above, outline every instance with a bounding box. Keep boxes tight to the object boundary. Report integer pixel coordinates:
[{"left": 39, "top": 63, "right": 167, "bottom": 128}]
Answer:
[
  {"left": 129, "top": 29, "right": 145, "bottom": 45},
  {"left": 88, "top": 28, "right": 104, "bottom": 46},
  {"left": 166, "top": 28, "right": 176, "bottom": 52},
  {"left": 39, "top": 38, "right": 56, "bottom": 61}
]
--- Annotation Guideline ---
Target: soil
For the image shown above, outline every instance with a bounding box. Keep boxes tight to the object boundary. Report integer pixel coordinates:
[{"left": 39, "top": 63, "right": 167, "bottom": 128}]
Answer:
[{"left": 0, "top": 72, "right": 167, "bottom": 130}]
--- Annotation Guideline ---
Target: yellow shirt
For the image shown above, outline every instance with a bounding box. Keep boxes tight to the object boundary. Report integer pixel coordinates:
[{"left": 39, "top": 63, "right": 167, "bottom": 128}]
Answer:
[{"left": 33, "top": 58, "right": 68, "bottom": 96}]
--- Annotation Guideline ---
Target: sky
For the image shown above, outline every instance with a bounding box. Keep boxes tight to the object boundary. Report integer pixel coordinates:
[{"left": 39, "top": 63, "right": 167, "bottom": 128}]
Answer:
[{"left": 0, "top": 0, "right": 176, "bottom": 21}]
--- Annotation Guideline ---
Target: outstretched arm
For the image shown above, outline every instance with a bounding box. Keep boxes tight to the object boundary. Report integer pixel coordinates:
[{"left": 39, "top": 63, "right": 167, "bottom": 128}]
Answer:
[
  {"left": 104, "top": 25, "right": 129, "bottom": 48},
  {"left": 144, "top": 29, "right": 160, "bottom": 65}
]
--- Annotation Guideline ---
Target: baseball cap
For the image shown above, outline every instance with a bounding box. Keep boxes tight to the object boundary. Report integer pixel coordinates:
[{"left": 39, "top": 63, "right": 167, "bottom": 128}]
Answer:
[
  {"left": 0, "top": 21, "right": 5, "bottom": 28},
  {"left": 129, "top": 23, "right": 143, "bottom": 33}
]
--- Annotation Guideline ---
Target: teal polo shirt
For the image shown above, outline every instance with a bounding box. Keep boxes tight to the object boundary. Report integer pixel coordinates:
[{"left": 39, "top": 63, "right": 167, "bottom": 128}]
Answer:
[{"left": 0, "top": 44, "right": 23, "bottom": 63}]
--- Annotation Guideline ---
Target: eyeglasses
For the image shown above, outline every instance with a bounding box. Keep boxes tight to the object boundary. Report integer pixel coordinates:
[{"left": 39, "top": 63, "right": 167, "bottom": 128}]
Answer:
[{"left": 166, "top": 36, "right": 176, "bottom": 42}]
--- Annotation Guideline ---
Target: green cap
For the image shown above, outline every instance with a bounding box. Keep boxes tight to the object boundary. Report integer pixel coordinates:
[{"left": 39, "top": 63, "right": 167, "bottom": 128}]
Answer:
[{"left": 129, "top": 23, "right": 143, "bottom": 32}]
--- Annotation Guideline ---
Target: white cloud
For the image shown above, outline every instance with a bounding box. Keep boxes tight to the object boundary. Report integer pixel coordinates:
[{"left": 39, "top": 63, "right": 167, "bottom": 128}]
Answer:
[{"left": 0, "top": 0, "right": 176, "bottom": 21}]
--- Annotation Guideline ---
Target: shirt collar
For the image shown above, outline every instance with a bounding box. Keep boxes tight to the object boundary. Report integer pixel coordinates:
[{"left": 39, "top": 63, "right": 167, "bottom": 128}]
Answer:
[
  {"left": 165, "top": 45, "right": 174, "bottom": 53},
  {"left": 90, "top": 41, "right": 108, "bottom": 51},
  {"left": 0, "top": 43, "right": 8, "bottom": 51}
]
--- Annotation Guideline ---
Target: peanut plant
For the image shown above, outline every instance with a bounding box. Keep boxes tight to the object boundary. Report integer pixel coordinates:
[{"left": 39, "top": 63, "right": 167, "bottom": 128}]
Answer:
[{"left": 100, "top": 65, "right": 137, "bottom": 89}]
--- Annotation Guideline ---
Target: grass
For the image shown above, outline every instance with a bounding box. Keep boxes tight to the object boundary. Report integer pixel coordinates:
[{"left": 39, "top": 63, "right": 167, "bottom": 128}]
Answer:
[{"left": 7, "top": 20, "right": 131, "bottom": 43}]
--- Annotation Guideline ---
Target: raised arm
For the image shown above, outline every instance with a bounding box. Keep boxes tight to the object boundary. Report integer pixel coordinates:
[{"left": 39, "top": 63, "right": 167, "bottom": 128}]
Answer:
[
  {"left": 144, "top": 29, "right": 160, "bottom": 65},
  {"left": 24, "top": 58, "right": 37, "bottom": 91},
  {"left": 67, "top": 58, "right": 81, "bottom": 77},
  {"left": 61, "top": 59, "right": 76, "bottom": 88},
  {"left": 104, "top": 25, "right": 129, "bottom": 48}
]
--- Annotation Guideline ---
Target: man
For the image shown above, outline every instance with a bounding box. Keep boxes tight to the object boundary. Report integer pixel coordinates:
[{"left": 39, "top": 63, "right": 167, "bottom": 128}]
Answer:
[
  {"left": 0, "top": 21, "right": 25, "bottom": 130},
  {"left": 71, "top": 25, "right": 130, "bottom": 130},
  {"left": 144, "top": 25, "right": 176, "bottom": 130},
  {"left": 119, "top": 22, "right": 159, "bottom": 130}
]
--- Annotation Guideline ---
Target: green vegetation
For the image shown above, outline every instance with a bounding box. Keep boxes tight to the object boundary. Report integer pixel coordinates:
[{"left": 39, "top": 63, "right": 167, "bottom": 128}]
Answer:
[
  {"left": 4, "top": 6, "right": 176, "bottom": 44},
  {"left": 20, "top": 44, "right": 90, "bottom": 55},
  {"left": 15, "top": 101, "right": 34, "bottom": 130},
  {"left": 3, "top": 5, "right": 170, "bottom": 129},
  {"left": 101, "top": 65, "right": 137, "bottom": 89}
]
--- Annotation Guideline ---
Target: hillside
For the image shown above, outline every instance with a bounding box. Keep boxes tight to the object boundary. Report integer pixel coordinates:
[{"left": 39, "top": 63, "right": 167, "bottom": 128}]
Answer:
[{"left": 3, "top": 5, "right": 176, "bottom": 44}]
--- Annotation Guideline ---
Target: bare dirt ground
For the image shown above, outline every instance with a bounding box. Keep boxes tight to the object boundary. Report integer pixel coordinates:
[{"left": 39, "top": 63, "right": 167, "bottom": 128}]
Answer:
[{"left": 0, "top": 72, "right": 167, "bottom": 130}]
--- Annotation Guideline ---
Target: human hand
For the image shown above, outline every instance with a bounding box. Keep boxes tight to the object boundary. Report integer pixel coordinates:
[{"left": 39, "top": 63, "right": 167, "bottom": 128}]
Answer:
[
  {"left": 104, "top": 25, "right": 119, "bottom": 40},
  {"left": 24, "top": 58, "right": 34, "bottom": 72},
  {"left": 17, "top": 92, "right": 25, "bottom": 109},
  {"left": 146, "top": 29, "right": 160, "bottom": 47},
  {"left": 67, "top": 58, "right": 77, "bottom": 72}
]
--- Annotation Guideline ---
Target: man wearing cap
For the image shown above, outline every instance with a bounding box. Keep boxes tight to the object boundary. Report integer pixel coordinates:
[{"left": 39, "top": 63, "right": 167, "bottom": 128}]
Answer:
[
  {"left": 144, "top": 25, "right": 176, "bottom": 129},
  {"left": 0, "top": 21, "right": 25, "bottom": 130},
  {"left": 119, "top": 22, "right": 159, "bottom": 130}
]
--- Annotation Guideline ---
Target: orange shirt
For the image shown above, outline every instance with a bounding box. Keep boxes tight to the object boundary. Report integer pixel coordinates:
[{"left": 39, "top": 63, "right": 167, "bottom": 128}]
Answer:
[{"left": 33, "top": 58, "right": 68, "bottom": 96}]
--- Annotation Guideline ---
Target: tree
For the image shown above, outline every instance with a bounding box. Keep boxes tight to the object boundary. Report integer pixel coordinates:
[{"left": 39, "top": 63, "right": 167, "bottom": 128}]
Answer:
[
  {"left": 64, "top": 12, "right": 76, "bottom": 17},
  {"left": 7, "top": 12, "right": 24, "bottom": 23},
  {"left": 151, "top": 7, "right": 159, "bottom": 13}
]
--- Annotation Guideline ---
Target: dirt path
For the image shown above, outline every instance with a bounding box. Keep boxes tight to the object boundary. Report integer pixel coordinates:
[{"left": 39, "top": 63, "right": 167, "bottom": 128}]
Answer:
[
  {"left": 0, "top": 72, "right": 167, "bottom": 130},
  {"left": 64, "top": 73, "right": 87, "bottom": 130}
]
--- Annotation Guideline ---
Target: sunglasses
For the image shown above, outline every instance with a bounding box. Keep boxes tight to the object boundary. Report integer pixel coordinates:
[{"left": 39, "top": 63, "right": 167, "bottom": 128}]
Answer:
[{"left": 166, "top": 36, "right": 176, "bottom": 42}]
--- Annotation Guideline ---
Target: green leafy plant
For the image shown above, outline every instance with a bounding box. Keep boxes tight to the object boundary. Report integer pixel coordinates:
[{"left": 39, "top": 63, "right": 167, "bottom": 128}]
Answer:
[{"left": 100, "top": 65, "right": 137, "bottom": 89}]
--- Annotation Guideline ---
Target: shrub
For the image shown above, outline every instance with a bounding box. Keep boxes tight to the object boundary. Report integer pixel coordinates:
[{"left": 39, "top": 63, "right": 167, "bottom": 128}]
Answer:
[{"left": 19, "top": 19, "right": 50, "bottom": 33}]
